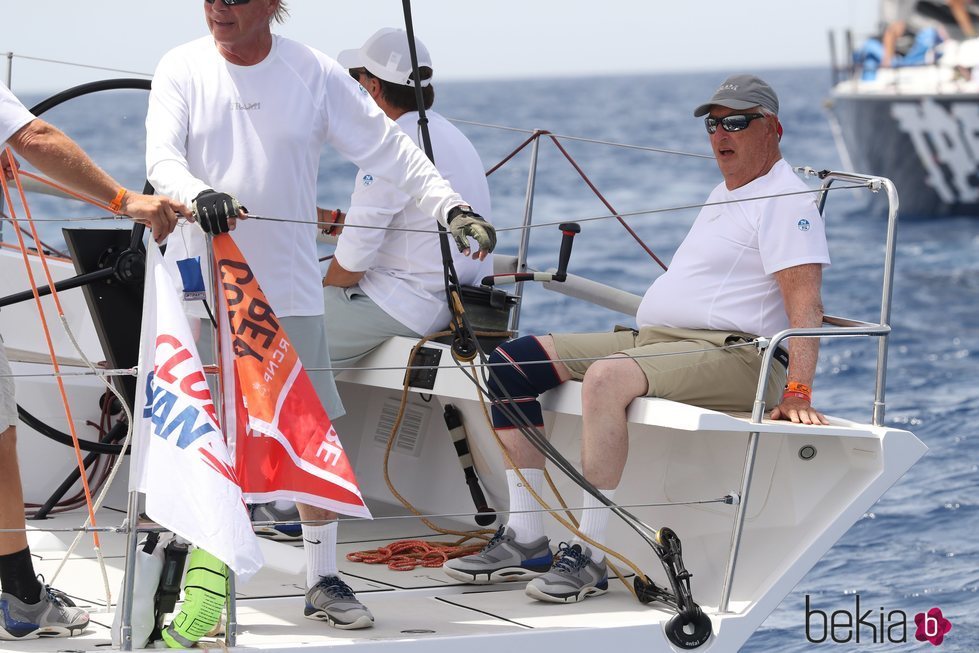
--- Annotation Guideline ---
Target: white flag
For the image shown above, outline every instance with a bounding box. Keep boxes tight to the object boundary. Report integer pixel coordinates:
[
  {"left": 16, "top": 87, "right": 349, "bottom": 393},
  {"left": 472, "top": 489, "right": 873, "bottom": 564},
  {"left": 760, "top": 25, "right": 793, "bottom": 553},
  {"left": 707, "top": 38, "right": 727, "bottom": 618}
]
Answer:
[{"left": 132, "top": 240, "right": 263, "bottom": 579}]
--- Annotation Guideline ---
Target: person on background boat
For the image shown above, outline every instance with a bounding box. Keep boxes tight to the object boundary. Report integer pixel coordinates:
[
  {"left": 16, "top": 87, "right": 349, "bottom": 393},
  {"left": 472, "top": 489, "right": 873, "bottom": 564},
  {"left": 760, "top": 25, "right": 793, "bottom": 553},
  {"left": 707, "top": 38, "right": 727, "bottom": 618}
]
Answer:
[
  {"left": 322, "top": 28, "right": 492, "bottom": 366},
  {"left": 882, "top": 0, "right": 975, "bottom": 67},
  {"left": 0, "top": 80, "right": 188, "bottom": 640},
  {"left": 145, "top": 0, "right": 495, "bottom": 631},
  {"left": 855, "top": 0, "right": 976, "bottom": 79},
  {"left": 444, "top": 74, "right": 831, "bottom": 604}
]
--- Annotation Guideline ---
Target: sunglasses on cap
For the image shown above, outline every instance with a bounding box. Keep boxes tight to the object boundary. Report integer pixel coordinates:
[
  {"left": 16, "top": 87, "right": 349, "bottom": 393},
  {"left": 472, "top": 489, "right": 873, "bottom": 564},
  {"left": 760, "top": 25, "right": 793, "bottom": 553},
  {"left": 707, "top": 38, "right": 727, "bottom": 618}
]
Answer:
[
  {"left": 205, "top": 0, "right": 252, "bottom": 5},
  {"left": 704, "top": 113, "right": 766, "bottom": 134}
]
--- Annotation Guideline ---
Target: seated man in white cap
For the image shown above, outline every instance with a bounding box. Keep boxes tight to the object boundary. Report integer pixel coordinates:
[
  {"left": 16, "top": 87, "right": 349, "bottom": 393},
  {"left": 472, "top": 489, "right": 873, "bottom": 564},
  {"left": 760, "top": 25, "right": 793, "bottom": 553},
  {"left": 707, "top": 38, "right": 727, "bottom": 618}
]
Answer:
[
  {"left": 444, "top": 73, "right": 830, "bottom": 604},
  {"left": 322, "top": 28, "right": 492, "bottom": 367}
]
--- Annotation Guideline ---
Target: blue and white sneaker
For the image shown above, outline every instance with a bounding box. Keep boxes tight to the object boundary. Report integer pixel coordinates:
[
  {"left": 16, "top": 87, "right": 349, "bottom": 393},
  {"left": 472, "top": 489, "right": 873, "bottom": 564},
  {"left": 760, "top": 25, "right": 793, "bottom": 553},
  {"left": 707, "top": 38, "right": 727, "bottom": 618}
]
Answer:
[
  {"left": 304, "top": 576, "right": 374, "bottom": 630},
  {"left": 443, "top": 525, "right": 553, "bottom": 584},
  {"left": 250, "top": 502, "right": 302, "bottom": 541},
  {"left": 525, "top": 542, "right": 608, "bottom": 603},
  {"left": 0, "top": 583, "right": 89, "bottom": 640}
]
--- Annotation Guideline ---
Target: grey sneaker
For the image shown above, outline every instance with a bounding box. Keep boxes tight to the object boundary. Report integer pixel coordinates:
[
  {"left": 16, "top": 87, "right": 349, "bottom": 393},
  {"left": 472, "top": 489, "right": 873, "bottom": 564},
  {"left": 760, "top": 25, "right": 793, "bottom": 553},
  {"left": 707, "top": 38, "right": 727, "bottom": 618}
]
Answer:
[
  {"left": 525, "top": 542, "right": 608, "bottom": 603},
  {"left": 304, "top": 576, "right": 374, "bottom": 630},
  {"left": 0, "top": 583, "right": 90, "bottom": 640},
  {"left": 443, "top": 525, "right": 553, "bottom": 584},
  {"left": 250, "top": 502, "right": 302, "bottom": 541}
]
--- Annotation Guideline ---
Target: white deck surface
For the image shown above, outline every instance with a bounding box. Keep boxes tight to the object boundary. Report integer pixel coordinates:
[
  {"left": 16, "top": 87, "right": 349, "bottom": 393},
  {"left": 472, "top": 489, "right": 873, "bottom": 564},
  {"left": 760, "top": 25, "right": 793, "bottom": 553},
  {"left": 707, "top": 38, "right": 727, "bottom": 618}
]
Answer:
[{"left": 18, "top": 504, "right": 684, "bottom": 652}]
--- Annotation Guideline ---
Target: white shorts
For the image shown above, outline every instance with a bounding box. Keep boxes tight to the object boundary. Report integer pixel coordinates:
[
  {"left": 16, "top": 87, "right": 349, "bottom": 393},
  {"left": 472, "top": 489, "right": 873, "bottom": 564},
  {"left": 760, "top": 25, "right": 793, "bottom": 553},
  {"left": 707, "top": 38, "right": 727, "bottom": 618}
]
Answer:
[{"left": 0, "top": 342, "right": 18, "bottom": 430}]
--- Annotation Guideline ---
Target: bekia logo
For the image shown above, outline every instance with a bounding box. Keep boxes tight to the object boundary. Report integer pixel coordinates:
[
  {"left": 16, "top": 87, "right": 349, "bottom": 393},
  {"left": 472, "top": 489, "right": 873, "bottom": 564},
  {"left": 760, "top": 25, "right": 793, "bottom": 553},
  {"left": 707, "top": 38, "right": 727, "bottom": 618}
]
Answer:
[
  {"left": 805, "top": 595, "right": 953, "bottom": 646},
  {"left": 915, "top": 608, "right": 952, "bottom": 646}
]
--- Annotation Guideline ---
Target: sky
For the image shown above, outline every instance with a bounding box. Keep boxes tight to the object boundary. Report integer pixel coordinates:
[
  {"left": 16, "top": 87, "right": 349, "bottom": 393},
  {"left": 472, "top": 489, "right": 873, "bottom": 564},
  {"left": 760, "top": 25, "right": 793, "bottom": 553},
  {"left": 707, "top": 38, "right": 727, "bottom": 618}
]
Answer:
[{"left": 1, "top": 1, "right": 880, "bottom": 95}]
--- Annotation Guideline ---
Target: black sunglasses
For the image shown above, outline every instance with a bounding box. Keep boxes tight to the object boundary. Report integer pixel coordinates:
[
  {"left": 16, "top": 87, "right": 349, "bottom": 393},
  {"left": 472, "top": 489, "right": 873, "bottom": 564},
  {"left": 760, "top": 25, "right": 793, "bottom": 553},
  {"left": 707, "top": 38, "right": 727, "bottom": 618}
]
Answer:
[
  {"left": 704, "top": 113, "right": 766, "bottom": 134},
  {"left": 205, "top": 0, "right": 252, "bottom": 5}
]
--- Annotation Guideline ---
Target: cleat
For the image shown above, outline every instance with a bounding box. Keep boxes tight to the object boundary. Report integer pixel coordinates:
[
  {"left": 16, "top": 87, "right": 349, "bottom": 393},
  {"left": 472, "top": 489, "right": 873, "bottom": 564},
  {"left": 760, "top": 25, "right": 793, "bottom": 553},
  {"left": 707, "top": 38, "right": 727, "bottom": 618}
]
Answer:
[
  {"left": 304, "top": 576, "right": 373, "bottom": 630},
  {"left": 525, "top": 542, "right": 608, "bottom": 603},
  {"left": 443, "top": 525, "right": 552, "bottom": 584}
]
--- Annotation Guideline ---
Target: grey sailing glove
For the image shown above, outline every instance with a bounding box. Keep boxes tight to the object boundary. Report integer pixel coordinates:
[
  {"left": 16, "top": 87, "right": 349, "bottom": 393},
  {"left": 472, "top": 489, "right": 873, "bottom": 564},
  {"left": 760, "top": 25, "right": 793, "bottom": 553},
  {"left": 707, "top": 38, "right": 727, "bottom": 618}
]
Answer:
[
  {"left": 447, "top": 205, "right": 496, "bottom": 254},
  {"left": 192, "top": 189, "right": 245, "bottom": 235}
]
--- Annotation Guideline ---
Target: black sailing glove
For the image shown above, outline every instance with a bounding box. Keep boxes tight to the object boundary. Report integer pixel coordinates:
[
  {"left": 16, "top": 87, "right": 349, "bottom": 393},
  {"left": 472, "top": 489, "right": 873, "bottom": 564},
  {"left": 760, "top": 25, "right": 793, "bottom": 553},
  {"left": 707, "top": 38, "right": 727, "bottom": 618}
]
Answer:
[{"left": 192, "top": 189, "right": 245, "bottom": 235}]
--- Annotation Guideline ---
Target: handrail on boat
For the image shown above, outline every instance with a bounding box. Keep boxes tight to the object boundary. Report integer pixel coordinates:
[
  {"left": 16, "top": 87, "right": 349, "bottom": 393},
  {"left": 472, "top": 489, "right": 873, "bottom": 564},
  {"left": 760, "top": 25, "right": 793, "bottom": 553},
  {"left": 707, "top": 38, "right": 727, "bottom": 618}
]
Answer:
[{"left": 718, "top": 168, "right": 900, "bottom": 615}]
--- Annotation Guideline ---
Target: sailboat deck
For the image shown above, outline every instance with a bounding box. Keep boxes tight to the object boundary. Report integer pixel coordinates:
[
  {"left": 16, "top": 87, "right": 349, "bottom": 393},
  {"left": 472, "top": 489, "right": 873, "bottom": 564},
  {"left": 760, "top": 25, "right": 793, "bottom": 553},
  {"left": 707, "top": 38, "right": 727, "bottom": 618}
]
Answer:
[{"left": 20, "top": 504, "right": 692, "bottom": 652}]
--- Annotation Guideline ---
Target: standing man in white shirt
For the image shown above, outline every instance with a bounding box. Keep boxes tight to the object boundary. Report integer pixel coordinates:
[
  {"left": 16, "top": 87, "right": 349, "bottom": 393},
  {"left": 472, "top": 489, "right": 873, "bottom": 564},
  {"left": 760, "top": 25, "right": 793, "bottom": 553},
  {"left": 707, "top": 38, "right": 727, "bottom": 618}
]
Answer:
[
  {"left": 145, "top": 0, "right": 494, "bottom": 631},
  {"left": 444, "top": 74, "right": 831, "bottom": 605},
  {"left": 323, "top": 28, "right": 493, "bottom": 366},
  {"left": 1, "top": 81, "right": 188, "bottom": 641}
]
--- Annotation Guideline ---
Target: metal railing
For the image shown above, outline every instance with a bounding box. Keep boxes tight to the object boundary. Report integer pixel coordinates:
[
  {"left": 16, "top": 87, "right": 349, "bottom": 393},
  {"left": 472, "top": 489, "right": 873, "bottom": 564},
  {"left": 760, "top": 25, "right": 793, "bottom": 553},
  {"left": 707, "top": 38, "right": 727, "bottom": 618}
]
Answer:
[{"left": 717, "top": 170, "right": 899, "bottom": 613}]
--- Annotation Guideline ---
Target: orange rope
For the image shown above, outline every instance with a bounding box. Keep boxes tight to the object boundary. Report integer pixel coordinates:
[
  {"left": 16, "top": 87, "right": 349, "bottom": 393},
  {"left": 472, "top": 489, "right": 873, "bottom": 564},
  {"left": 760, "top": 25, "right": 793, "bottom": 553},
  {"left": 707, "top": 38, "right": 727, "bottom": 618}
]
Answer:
[
  {"left": 347, "top": 539, "right": 485, "bottom": 572},
  {"left": 1, "top": 148, "right": 101, "bottom": 547}
]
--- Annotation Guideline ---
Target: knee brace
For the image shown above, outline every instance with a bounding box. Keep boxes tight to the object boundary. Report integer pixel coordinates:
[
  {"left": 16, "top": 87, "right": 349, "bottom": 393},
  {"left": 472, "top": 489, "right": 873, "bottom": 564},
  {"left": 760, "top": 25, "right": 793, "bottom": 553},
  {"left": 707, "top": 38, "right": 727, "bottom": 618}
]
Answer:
[{"left": 486, "top": 336, "right": 562, "bottom": 429}]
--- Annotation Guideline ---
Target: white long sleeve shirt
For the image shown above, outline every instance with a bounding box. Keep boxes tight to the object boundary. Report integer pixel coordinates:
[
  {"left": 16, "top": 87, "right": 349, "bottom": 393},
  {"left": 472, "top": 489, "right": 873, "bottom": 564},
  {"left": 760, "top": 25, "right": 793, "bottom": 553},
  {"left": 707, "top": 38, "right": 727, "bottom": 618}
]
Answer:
[
  {"left": 146, "top": 35, "right": 465, "bottom": 317},
  {"left": 334, "top": 110, "right": 492, "bottom": 335}
]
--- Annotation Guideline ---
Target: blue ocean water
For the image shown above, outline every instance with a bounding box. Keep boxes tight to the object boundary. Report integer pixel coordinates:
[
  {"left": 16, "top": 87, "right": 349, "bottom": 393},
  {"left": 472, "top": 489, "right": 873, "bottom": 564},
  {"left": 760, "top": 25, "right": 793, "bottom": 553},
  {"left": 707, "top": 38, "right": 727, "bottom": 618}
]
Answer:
[{"left": 12, "top": 67, "right": 978, "bottom": 651}]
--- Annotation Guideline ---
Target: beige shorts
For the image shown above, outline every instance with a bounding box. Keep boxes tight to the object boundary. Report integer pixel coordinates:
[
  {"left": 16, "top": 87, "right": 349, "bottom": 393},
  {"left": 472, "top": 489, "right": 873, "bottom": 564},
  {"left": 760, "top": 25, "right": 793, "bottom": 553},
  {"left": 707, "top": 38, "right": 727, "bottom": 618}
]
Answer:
[{"left": 551, "top": 326, "right": 787, "bottom": 412}]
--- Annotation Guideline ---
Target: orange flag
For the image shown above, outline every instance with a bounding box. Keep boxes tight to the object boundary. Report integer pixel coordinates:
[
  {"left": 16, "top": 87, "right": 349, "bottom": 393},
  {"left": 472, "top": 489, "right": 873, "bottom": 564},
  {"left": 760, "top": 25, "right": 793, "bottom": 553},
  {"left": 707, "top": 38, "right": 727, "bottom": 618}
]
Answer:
[{"left": 212, "top": 234, "right": 370, "bottom": 518}]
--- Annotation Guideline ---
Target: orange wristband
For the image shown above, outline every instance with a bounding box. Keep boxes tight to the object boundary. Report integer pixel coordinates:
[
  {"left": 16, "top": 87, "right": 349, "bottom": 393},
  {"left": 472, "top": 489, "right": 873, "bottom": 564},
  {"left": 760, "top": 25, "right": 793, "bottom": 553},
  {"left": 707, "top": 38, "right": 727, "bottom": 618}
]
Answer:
[
  {"left": 782, "top": 391, "right": 811, "bottom": 402},
  {"left": 108, "top": 187, "right": 127, "bottom": 213},
  {"left": 785, "top": 381, "right": 812, "bottom": 396}
]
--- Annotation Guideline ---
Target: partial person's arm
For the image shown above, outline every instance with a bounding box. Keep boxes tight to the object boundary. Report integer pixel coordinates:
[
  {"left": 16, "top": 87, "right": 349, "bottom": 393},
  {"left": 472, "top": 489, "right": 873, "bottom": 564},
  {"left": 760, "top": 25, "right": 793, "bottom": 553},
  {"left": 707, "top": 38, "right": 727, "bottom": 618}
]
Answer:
[
  {"left": 882, "top": 19, "right": 908, "bottom": 66},
  {"left": 327, "top": 172, "right": 403, "bottom": 287},
  {"left": 321, "top": 69, "right": 494, "bottom": 258},
  {"left": 145, "top": 59, "right": 241, "bottom": 234},
  {"left": 950, "top": 0, "right": 976, "bottom": 37},
  {"left": 769, "top": 263, "right": 829, "bottom": 425},
  {"left": 323, "top": 259, "right": 363, "bottom": 287},
  {"left": 7, "top": 119, "right": 187, "bottom": 242}
]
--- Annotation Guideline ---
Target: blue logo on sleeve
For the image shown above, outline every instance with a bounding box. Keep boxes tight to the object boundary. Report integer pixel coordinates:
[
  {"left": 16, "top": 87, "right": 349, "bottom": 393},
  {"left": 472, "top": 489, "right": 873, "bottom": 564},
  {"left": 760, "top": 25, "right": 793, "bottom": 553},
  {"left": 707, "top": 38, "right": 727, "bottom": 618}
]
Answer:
[
  {"left": 797, "top": 218, "right": 811, "bottom": 231},
  {"left": 362, "top": 174, "right": 374, "bottom": 186}
]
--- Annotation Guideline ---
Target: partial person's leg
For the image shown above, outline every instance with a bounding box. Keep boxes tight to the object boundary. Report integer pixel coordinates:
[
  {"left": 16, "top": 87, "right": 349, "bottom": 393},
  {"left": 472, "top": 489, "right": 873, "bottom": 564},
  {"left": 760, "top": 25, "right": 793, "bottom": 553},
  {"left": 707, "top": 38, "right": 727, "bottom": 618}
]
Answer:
[
  {"left": 524, "top": 332, "right": 644, "bottom": 603},
  {"left": 0, "top": 426, "right": 38, "bottom": 597},
  {"left": 445, "top": 332, "right": 632, "bottom": 587},
  {"left": 0, "top": 352, "right": 89, "bottom": 637},
  {"left": 323, "top": 286, "right": 420, "bottom": 368},
  {"left": 282, "top": 316, "right": 371, "bottom": 629}
]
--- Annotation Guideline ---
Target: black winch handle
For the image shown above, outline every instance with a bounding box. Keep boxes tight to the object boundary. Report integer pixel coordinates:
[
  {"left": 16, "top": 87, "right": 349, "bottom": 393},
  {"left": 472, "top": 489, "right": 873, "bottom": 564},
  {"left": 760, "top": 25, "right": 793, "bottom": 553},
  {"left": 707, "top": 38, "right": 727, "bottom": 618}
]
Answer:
[
  {"left": 553, "top": 222, "right": 581, "bottom": 282},
  {"left": 481, "top": 222, "right": 581, "bottom": 287},
  {"left": 443, "top": 404, "right": 496, "bottom": 526}
]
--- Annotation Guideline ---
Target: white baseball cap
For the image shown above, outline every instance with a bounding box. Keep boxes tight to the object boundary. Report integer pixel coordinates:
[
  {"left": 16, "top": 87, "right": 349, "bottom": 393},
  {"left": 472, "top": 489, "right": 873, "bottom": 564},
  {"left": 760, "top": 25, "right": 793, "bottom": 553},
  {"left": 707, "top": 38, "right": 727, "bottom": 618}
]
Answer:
[{"left": 337, "top": 28, "right": 433, "bottom": 87}]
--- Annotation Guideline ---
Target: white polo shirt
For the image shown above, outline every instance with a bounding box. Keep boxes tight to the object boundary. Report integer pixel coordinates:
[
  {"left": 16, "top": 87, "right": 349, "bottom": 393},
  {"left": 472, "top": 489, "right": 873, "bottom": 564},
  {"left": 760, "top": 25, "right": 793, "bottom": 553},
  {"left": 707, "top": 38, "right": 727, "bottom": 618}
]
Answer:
[{"left": 637, "top": 159, "right": 830, "bottom": 337}]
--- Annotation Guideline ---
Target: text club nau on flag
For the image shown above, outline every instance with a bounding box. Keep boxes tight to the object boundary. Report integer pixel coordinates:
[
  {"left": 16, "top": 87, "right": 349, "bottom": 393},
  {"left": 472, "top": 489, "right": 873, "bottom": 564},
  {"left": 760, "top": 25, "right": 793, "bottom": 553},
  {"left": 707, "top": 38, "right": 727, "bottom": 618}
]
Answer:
[{"left": 132, "top": 240, "right": 262, "bottom": 579}]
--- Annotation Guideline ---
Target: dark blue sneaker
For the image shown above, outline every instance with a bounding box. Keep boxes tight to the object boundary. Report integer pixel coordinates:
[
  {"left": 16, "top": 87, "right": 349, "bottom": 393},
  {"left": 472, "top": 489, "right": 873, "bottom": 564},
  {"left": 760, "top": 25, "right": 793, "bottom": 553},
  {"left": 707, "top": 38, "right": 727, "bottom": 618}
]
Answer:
[{"left": 525, "top": 542, "right": 608, "bottom": 603}]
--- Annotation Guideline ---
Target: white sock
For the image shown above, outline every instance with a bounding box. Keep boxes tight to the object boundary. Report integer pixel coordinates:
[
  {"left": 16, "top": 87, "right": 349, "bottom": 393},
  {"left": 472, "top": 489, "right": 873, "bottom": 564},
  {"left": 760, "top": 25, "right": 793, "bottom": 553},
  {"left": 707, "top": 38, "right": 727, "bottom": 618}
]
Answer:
[
  {"left": 573, "top": 487, "right": 616, "bottom": 563},
  {"left": 505, "top": 468, "right": 546, "bottom": 543},
  {"left": 302, "top": 521, "right": 338, "bottom": 589}
]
